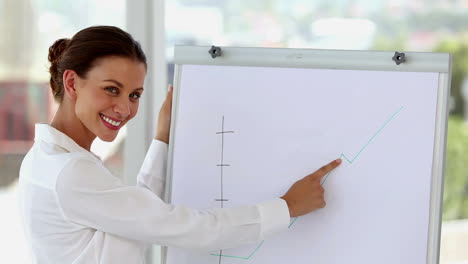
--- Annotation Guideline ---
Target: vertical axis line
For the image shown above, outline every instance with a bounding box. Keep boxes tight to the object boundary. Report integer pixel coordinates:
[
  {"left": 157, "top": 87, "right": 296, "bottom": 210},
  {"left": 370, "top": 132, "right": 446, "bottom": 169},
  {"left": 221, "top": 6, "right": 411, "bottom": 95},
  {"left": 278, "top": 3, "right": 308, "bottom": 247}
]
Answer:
[
  {"left": 218, "top": 116, "right": 225, "bottom": 264},
  {"left": 221, "top": 116, "right": 224, "bottom": 209}
]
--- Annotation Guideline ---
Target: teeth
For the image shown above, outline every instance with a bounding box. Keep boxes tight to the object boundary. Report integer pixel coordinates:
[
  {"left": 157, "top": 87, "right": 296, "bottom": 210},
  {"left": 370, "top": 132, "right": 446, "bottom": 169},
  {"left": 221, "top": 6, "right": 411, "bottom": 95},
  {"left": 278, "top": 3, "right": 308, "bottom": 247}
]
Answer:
[{"left": 100, "top": 114, "right": 122, "bottom": 127}]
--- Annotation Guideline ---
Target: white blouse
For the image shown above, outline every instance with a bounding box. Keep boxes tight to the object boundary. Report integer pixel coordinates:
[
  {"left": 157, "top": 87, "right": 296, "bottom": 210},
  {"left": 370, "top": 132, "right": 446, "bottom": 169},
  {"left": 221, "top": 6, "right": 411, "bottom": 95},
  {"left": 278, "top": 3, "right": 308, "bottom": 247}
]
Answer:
[{"left": 18, "top": 124, "right": 290, "bottom": 264}]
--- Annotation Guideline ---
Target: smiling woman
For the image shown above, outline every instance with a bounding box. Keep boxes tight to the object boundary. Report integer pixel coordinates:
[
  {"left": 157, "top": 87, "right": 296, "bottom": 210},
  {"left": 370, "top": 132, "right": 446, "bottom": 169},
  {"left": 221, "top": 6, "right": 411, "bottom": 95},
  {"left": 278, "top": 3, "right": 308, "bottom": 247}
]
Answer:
[
  {"left": 53, "top": 56, "right": 145, "bottom": 147},
  {"left": 48, "top": 27, "right": 148, "bottom": 150},
  {"left": 16, "top": 26, "right": 177, "bottom": 264}
]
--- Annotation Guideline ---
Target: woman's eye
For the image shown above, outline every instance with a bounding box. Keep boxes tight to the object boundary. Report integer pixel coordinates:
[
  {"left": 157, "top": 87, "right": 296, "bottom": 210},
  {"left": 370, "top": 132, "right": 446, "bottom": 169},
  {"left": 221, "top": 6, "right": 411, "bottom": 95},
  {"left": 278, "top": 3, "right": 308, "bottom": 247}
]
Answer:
[
  {"left": 105, "top": 87, "right": 119, "bottom": 94},
  {"left": 130, "top": 92, "right": 141, "bottom": 100}
]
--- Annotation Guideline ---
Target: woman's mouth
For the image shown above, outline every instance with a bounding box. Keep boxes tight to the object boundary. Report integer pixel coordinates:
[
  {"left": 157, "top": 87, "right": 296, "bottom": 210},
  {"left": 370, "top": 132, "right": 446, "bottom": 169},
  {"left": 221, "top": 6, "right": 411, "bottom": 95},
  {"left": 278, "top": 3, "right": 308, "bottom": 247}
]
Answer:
[{"left": 99, "top": 114, "right": 122, "bottom": 130}]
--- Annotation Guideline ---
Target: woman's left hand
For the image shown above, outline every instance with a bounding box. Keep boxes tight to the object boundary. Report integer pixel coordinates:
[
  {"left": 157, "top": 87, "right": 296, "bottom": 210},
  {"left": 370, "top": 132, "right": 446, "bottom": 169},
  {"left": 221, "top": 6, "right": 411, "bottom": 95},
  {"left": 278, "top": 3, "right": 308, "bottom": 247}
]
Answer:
[{"left": 155, "top": 85, "right": 173, "bottom": 144}]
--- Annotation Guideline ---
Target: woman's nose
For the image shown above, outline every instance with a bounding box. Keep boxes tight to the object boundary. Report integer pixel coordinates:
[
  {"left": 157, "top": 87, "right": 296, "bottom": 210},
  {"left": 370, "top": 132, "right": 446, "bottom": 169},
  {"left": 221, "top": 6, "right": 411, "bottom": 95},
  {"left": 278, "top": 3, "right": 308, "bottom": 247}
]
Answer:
[{"left": 113, "top": 98, "right": 131, "bottom": 117}]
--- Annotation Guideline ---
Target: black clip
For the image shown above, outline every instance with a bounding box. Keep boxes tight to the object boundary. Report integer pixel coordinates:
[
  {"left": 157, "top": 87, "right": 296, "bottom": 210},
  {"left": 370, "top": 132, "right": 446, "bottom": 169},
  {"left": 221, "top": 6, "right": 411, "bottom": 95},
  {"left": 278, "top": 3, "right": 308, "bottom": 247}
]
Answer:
[
  {"left": 392, "top": 52, "right": 406, "bottom": 65},
  {"left": 208, "top": 46, "right": 222, "bottom": 58}
]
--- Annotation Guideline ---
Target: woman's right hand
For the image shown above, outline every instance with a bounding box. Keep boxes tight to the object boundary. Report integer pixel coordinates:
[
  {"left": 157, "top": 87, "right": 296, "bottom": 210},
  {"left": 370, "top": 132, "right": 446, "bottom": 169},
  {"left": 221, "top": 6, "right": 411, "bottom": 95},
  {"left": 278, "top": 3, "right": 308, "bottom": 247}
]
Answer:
[
  {"left": 280, "top": 159, "right": 341, "bottom": 217},
  {"left": 155, "top": 85, "right": 173, "bottom": 144}
]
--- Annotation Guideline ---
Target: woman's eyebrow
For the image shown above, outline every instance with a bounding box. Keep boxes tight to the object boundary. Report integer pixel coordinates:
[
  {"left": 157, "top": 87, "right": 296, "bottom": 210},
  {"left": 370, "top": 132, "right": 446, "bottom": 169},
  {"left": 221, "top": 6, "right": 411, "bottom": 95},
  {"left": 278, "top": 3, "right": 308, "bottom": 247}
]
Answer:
[
  {"left": 103, "top": 79, "right": 124, "bottom": 88},
  {"left": 104, "top": 79, "right": 144, "bottom": 91}
]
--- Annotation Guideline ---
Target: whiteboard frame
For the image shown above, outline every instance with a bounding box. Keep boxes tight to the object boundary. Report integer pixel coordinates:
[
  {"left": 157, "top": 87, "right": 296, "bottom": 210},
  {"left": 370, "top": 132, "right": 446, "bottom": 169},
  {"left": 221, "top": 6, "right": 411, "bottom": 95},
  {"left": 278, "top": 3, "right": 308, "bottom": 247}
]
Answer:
[{"left": 164, "top": 46, "right": 452, "bottom": 264}]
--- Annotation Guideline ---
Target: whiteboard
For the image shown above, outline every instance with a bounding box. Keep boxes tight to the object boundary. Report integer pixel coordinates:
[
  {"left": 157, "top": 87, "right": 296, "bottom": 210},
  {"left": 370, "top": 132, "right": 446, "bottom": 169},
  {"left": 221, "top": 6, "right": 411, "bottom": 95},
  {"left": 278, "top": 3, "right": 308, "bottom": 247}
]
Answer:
[{"left": 163, "top": 46, "right": 451, "bottom": 264}]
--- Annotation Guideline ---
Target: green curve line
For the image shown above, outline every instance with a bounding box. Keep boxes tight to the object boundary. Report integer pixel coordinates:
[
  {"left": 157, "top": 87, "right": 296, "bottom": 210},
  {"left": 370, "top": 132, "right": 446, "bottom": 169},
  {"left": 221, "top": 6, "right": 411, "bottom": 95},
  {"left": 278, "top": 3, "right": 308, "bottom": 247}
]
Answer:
[
  {"left": 321, "top": 105, "right": 404, "bottom": 184},
  {"left": 210, "top": 106, "right": 404, "bottom": 260}
]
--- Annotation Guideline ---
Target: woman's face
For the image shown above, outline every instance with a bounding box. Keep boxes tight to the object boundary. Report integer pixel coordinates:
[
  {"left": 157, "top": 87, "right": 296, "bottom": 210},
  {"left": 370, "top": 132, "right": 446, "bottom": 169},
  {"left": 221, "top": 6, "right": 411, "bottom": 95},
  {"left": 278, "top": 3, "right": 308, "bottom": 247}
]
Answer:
[{"left": 74, "top": 56, "right": 146, "bottom": 142}]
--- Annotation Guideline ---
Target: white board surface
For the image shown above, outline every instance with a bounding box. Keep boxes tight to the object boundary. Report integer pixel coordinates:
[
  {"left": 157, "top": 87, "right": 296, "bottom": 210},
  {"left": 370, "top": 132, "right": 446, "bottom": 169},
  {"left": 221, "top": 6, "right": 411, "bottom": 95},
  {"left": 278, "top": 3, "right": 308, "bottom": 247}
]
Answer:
[{"left": 165, "top": 50, "right": 447, "bottom": 264}]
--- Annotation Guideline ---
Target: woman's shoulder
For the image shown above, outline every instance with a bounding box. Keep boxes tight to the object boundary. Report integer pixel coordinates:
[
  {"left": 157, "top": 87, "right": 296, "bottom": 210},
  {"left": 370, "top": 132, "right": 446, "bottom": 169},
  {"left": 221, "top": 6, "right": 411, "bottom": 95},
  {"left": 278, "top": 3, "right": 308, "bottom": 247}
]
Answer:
[
  {"left": 54, "top": 150, "right": 120, "bottom": 192},
  {"left": 19, "top": 141, "right": 104, "bottom": 190}
]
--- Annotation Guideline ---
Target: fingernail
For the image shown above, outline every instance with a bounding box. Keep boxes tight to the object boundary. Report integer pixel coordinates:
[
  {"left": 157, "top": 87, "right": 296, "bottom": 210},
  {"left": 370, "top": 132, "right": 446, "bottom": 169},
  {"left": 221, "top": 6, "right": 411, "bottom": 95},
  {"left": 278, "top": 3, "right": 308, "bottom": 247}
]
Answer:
[{"left": 336, "top": 159, "right": 342, "bottom": 164}]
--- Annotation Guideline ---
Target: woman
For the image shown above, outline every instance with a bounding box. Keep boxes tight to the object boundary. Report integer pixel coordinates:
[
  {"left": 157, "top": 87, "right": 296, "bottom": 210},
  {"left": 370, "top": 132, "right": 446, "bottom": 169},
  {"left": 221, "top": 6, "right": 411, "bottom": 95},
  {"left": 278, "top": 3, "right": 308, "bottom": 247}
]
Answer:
[{"left": 18, "top": 26, "right": 341, "bottom": 263}]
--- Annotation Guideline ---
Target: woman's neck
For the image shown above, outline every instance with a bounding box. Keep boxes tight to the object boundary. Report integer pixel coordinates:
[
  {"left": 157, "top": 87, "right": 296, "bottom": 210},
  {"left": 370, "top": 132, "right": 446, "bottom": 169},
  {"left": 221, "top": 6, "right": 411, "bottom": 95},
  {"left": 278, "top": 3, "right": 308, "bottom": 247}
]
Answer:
[{"left": 50, "top": 103, "right": 96, "bottom": 152}]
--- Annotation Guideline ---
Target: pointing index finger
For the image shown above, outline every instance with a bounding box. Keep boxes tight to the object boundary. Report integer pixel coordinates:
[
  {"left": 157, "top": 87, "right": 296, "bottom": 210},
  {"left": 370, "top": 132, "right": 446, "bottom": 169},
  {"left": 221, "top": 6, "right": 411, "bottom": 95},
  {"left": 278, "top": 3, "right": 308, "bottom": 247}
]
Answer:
[{"left": 315, "top": 159, "right": 342, "bottom": 179}]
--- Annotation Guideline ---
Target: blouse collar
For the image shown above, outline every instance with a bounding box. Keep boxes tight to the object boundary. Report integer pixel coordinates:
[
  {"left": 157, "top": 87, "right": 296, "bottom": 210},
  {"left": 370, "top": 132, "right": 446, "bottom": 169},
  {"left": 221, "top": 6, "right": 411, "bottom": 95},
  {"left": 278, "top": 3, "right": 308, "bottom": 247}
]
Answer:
[{"left": 34, "top": 123, "right": 101, "bottom": 160}]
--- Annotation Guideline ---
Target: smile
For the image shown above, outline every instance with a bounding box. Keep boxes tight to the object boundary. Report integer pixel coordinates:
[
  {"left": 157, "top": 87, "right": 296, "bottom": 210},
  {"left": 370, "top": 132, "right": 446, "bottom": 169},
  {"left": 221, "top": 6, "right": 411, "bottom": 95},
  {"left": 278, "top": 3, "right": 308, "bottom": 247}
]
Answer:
[{"left": 99, "top": 114, "right": 122, "bottom": 129}]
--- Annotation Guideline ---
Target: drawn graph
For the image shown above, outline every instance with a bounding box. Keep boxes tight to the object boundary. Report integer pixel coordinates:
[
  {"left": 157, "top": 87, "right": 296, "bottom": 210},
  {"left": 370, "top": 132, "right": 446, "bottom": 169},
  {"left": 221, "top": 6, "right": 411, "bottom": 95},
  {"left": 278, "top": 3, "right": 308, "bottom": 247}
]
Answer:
[{"left": 210, "top": 106, "right": 405, "bottom": 261}]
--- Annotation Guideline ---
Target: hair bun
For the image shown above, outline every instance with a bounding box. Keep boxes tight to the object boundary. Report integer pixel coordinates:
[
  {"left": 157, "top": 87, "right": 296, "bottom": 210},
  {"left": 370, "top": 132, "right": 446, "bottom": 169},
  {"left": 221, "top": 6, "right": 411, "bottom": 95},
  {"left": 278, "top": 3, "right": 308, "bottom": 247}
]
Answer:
[{"left": 48, "top": 38, "right": 70, "bottom": 64}]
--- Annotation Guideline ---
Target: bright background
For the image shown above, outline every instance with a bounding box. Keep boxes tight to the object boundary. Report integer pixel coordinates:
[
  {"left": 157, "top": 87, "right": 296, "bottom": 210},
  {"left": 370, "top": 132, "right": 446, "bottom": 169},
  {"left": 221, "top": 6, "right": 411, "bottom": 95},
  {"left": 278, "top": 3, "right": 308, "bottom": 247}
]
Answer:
[{"left": 1, "top": 0, "right": 468, "bottom": 263}]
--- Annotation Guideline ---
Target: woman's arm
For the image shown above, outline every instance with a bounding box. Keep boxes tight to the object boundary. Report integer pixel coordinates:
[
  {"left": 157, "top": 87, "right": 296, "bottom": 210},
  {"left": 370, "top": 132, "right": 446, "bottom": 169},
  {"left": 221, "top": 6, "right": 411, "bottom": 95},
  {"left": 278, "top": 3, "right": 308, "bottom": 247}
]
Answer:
[
  {"left": 56, "top": 157, "right": 290, "bottom": 251},
  {"left": 136, "top": 139, "right": 168, "bottom": 198},
  {"left": 136, "top": 85, "right": 172, "bottom": 196}
]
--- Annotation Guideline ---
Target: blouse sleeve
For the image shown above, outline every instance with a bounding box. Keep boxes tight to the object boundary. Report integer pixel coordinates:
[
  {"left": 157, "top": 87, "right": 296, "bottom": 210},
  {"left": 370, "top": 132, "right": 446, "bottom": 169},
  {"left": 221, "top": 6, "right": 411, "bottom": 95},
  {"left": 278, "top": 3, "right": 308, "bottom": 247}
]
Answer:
[
  {"left": 136, "top": 139, "right": 168, "bottom": 198},
  {"left": 55, "top": 157, "right": 290, "bottom": 251}
]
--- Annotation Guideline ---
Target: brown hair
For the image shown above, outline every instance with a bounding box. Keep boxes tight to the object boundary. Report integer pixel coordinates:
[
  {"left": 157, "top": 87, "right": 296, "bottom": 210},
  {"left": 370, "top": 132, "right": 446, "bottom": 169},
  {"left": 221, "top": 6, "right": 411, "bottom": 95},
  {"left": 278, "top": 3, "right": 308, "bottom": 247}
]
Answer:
[{"left": 48, "top": 26, "right": 147, "bottom": 102}]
